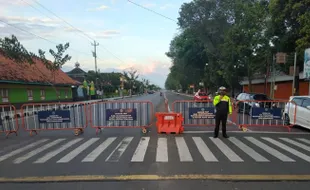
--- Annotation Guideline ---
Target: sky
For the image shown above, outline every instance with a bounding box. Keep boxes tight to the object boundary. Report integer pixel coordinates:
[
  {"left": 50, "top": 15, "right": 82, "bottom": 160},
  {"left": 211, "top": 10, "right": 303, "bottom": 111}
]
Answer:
[{"left": 0, "top": 0, "right": 191, "bottom": 88}]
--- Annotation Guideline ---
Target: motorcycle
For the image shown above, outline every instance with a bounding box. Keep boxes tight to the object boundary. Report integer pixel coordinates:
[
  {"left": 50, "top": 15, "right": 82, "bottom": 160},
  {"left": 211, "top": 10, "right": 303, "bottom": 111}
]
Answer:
[{"left": 160, "top": 92, "right": 163, "bottom": 96}]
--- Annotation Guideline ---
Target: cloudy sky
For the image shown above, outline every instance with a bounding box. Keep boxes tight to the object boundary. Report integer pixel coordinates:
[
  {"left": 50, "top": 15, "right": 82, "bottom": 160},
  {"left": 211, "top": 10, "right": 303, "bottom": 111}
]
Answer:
[{"left": 0, "top": 0, "right": 191, "bottom": 87}]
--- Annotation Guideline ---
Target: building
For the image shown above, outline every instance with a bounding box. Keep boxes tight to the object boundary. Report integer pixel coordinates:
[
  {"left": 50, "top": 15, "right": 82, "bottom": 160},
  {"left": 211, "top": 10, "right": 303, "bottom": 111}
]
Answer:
[
  {"left": 0, "top": 53, "right": 78, "bottom": 107},
  {"left": 66, "top": 62, "right": 87, "bottom": 83},
  {"left": 240, "top": 71, "right": 310, "bottom": 99}
]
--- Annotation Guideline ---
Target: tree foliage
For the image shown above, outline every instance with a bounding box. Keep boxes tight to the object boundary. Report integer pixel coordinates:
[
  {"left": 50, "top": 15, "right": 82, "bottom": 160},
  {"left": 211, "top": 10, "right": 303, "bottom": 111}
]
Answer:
[
  {"left": 0, "top": 35, "right": 36, "bottom": 64},
  {"left": 165, "top": 0, "right": 310, "bottom": 94}
]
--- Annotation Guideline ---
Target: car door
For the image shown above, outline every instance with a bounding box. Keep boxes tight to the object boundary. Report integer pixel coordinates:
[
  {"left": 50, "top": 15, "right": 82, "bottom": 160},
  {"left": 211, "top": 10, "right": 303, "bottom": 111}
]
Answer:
[
  {"left": 299, "top": 98, "right": 310, "bottom": 129},
  {"left": 290, "top": 97, "right": 304, "bottom": 126}
]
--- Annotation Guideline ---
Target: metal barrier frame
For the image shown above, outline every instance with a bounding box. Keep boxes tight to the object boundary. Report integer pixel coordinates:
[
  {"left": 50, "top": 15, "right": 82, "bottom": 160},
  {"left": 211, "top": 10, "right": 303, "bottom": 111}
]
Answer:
[
  {"left": 0, "top": 105, "right": 18, "bottom": 137},
  {"left": 21, "top": 102, "right": 88, "bottom": 136},
  {"left": 89, "top": 100, "right": 154, "bottom": 134},
  {"left": 233, "top": 100, "right": 297, "bottom": 132},
  {"left": 172, "top": 100, "right": 229, "bottom": 127}
]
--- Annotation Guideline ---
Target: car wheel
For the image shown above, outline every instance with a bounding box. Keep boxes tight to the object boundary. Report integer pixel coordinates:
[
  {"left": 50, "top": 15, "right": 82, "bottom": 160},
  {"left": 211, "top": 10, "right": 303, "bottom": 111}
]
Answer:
[{"left": 284, "top": 114, "right": 290, "bottom": 126}]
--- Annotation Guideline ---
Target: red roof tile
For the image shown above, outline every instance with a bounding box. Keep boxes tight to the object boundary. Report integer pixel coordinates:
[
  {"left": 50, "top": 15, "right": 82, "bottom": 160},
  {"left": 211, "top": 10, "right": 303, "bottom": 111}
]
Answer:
[{"left": 0, "top": 52, "right": 77, "bottom": 85}]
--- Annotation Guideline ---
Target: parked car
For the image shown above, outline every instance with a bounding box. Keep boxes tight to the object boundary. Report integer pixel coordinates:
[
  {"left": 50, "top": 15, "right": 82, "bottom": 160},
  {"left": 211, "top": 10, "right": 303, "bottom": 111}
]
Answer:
[
  {"left": 194, "top": 92, "right": 210, "bottom": 102},
  {"left": 283, "top": 96, "right": 310, "bottom": 129},
  {"left": 236, "top": 93, "right": 273, "bottom": 114}
]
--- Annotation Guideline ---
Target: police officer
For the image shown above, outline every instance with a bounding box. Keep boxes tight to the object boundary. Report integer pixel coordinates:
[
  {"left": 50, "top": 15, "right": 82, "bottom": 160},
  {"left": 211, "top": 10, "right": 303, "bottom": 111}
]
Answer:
[{"left": 213, "top": 86, "right": 232, "bottom": 138}]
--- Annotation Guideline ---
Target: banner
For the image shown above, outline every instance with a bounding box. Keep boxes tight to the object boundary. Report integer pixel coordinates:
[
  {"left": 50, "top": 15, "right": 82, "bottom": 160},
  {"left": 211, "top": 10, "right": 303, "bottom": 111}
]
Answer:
[
  {"left": 189, "top": 107, "right": 215, "bottom": 119},
  {"left": 38, "top": 110, "right": 71, "bottom": 123},
  {"left": 304, "top": 48, "right": 310, "bottom": 79},
  {"left": 106, "top": 108, "right": 137, "bottom": 121},
  {"left": 251, "top": 108, "right": 282, "bottom": 120}
]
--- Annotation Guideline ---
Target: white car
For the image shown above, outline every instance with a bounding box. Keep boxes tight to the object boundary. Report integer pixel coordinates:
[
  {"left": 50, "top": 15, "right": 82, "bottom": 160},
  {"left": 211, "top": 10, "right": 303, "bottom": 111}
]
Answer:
[{"left": 283, "top": 96, "right": 310, "bottom": 129}]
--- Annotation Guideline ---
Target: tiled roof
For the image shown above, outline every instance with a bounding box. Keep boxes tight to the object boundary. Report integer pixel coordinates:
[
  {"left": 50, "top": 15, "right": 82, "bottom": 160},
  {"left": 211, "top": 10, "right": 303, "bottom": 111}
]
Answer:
[
  {"left": 66, "top": 67, "right": 87, "bottom": 75},
  {"left": 0, "top": 52, "right": 77, "bottom": 85}
]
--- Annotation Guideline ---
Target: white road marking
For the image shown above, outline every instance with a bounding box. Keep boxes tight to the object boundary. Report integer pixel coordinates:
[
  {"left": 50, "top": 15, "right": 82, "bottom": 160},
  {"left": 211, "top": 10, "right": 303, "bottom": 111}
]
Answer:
[
  {"left": 245, "top": 137, "right": 295, "bottom": 162},
  {"left": 262, "top": 137, "right": 310, "bottom": 162},
  {"left": 131, "top": 137, "right": 150, "bottom": 162},
  {"left": 280, "top": 138, "right": 310, "bottom": 152},
  {"left": 229, "top": 137, "right": 269, "bottom": 162},
  {"left": 34, "top": 138, "right": 83, "bottom": 164},
  {"left": 14, "top": 139, "right": 66, "bottom": 164},
  {"left": 82, "top": 137, "right": 116, "bottom": 162},
  {"left": 105, "top": 137, "right": 133, "bottom": 162},
  {"left": 210, "top": 137, "right": 243, "bottom": 162},
  {"left": 192, "top": 137, "right": 218, "bottom": 162},
  {"left": 297, "top": 138, "right": 310, "bottom": 145},
  {"left": 175, "top": 137, "right": 193, "bottom": 162},
  {"left": 57, "top": 138, "right": 99, "bottom": 163},
  {"left": 0, "top": 139, "right": 49, "bottom": 162},
  {"left": 183, "top": 131, "right": 308, "bottom": 135},
  {"left": 156, "top": 137, "right": 168, "bottom": 162}
]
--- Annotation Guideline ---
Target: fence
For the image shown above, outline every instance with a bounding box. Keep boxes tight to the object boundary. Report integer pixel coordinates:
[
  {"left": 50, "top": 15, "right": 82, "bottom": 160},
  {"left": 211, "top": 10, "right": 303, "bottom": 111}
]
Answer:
[
  {"left": 89, "top": 101, "right": 154, "bottom": 134},
  {"left": 0, "top": 105, "right": 18, "bottom": 137},
  {"left": 172, "top": 100, "right": 224, "bottom": 127},
  {"left": 21, "top": 102, "right": 87, "bottom": 136},
  {"left": 233, "top": 100, "right": 295, "bottom": 132}
]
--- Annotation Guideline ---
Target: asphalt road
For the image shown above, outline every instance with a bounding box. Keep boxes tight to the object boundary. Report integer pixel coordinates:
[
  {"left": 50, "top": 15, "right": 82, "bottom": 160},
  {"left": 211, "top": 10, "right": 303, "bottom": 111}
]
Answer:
[{"left": 1, "top": 91, "right": 310, "bottom": 190}]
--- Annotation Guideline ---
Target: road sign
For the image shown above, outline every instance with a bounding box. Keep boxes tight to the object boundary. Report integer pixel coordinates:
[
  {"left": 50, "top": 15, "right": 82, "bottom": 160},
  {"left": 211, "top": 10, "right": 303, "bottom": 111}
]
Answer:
[
  {"left": 276, "top": 52, "right": 287, "bottom": 64},
  {"left": 304, "top": 48, "right": 310, "bottom": 79},
  {"left": 38, "top": 110, "right": 71, "bottom": 123}
]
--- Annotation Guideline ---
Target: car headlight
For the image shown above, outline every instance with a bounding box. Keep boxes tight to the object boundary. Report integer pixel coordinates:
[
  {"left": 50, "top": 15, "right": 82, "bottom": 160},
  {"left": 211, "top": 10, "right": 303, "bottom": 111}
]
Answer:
[{"left": 254, "top": 103, "right": 260, "bottom": 107}]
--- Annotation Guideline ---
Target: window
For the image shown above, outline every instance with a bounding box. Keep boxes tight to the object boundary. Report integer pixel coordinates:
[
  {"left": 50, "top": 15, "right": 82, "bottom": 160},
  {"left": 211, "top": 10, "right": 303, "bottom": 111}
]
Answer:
[
  {"left": 301, "top": 98, "right": 310, "bottom": 108},
  {"left": 56, "top": 90, "right": 60, "bottom": 98},
  {"left": 0, "top": 89, "right": 9, "bottom": 103},
  {"left": 237, "top": 93, "right": 244, "bottom": 100},
  {"left": 40, "top": 89, "right": 45, "bottom": 100},
  {"left": 253, "top": 94, "right": 268, "bottom": 100},
  {"left": 64, "top": 90, "right": 68, "bottom": 98},
  {"left": 27, "top": 89, "right": 33, "bottom": 101},
  {"left": 292, "top": 98, "right": 303, "bottom": 106}
]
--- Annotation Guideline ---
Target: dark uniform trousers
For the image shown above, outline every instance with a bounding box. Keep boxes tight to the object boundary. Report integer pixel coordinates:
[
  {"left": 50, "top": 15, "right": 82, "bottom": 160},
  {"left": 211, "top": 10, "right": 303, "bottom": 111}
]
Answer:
[{"left": 214, "top": 112, "right": 228, "bottom": 136}]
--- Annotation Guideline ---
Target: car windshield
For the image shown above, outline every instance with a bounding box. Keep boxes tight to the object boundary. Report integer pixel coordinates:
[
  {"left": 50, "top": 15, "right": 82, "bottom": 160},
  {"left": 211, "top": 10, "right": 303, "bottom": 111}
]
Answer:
[
  {"left": 252, "top": 94, "right": 269, "bottom": 100},
  {"left": 199, "top": 93, "right": 207, "bottom": 96}
]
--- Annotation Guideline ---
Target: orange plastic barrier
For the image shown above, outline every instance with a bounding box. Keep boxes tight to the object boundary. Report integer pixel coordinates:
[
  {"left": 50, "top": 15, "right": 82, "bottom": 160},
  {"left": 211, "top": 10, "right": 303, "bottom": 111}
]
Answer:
[{"left": 155, "top": 112, "right": 184, "bottom": 134}]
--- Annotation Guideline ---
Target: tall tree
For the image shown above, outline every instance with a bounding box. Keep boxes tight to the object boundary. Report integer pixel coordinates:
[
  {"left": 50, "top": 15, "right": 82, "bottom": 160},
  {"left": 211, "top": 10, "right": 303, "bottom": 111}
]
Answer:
[{"left": 0, "top": 35, "right": 36, "bottom": 64}]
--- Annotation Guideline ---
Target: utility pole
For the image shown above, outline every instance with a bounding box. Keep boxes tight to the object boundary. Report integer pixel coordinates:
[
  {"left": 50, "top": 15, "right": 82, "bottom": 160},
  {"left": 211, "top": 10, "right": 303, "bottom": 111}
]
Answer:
[
  {"left": 292, "top": 52, "right": 297, "bottom": 96},
  {"left": 91, "top": 40, "right": 99, "bottom": 98},
  {"left": 91, "top": 40, "right": 99, "bottom": 74}
]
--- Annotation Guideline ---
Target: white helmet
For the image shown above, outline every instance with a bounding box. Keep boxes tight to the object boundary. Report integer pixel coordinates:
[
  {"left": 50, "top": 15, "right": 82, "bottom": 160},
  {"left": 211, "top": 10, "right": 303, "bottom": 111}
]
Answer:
[{"left": 219, "top": 86, "right": 227, "bottom": 91}]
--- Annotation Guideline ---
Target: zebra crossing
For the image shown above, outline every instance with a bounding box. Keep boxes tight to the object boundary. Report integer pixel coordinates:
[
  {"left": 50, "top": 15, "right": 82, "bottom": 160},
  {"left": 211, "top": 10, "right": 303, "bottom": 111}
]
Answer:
[{"left": 1, "top": 136, "right": 310, "bottom": 164}]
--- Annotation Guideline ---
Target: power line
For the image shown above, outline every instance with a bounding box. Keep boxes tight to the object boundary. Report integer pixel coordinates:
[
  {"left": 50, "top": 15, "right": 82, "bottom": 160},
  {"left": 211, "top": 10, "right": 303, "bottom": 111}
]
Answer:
[
  {"left": 127, "top": 0, "right": 177, "bottom": 23},
  {"left": 32, "top": 0, "right": 94, "bottom": 42},
  {"left": 0, "top": 19, "right": 91, "bottom": 56},
  {"left": 21, "top": 0, "right": 90, "bottom": 43},
  {"left": 31, "top": 0, "right": 127, "bottom": 65}
]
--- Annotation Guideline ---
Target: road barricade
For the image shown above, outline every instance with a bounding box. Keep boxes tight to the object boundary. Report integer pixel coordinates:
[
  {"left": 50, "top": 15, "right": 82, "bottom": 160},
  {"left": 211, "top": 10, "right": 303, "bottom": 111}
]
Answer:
[
  {"left": 234, "top": 100, "right": 296, "bottom": 132},
  {"left": 172, "top": 100, "right": 219, "bottom": 127},
  {"left": 0, "top": 105, "right": 18, "bottom": 137},
  {"left": 21, "top": 102, "right": 87, "bottom": 136},
  {"left": 155, "top": 112, "right": 184, "bottom": 134},
  {"left": 89, "top": 101, "right": 154, "bottom": 134}
]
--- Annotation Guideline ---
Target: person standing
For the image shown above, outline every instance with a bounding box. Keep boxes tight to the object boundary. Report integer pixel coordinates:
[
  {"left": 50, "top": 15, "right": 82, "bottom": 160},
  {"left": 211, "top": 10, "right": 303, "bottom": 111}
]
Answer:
[{"left": 213, "top": 86, "right": 232, "bottom": 138}]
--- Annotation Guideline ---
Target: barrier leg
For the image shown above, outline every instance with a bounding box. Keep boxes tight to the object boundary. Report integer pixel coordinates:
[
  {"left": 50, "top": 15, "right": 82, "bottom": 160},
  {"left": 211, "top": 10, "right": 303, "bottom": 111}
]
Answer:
[
  {"left": 74, "top": 128, "right": 84, "bottom": 136},
  {"left": 95, "top": 127, "right": 102, "bottom": 135},
  {"left": 5, "top": 131, "right": 17, "bottom": 138},
  {"left": 141, "top": 127, "right": 148, "bottom": 134},
  {"left": 30, "top": 130, "right": 38, "bottom": 136}
]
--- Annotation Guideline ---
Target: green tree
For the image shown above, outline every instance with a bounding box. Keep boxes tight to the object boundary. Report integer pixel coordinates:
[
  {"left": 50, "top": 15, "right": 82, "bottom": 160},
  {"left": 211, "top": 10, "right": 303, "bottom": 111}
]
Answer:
[{"left": 0, "top": 35, "right": 36, "bottom": 64}]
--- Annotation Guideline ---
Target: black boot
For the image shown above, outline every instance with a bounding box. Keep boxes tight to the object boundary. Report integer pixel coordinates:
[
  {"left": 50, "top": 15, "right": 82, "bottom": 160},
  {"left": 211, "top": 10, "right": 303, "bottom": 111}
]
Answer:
[{"left": 223, "top": 133, "right": 229, "bottom": 138}]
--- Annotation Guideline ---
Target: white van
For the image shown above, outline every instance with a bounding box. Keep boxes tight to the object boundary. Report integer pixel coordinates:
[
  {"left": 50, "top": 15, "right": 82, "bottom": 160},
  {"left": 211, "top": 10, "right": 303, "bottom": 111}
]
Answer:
[{"left": 283, "top": 96, "right": 310, "bottom": 130}]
